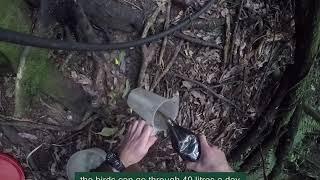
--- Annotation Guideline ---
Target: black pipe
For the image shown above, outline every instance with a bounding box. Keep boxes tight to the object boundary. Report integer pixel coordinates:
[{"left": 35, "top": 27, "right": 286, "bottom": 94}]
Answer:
[{"left": 0, "top": 0, "right": 216, "bottom": 51}]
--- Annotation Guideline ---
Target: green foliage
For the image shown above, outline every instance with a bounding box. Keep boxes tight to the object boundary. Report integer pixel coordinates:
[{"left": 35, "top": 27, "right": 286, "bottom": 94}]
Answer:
[
  {"left": 247, "top": 148, "right": 277, "bottom": 180},
  {"left": 0, "top": 0, "right": 31, "bottom": 69},
  {"left": 285, "top": 60, "right": 320, "bottom": 178},
  {"left": 20, "top": 49, "right": 50, "bottom": 96}
]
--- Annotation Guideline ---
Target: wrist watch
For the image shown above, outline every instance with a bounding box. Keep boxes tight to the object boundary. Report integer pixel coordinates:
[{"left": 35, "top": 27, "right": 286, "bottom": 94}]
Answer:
[{"left": 103, "top": 152, "right": 126, "bottom": 172}]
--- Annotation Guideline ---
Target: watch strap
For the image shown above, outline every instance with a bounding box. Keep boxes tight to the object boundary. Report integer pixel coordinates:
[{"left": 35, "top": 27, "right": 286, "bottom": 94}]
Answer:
[{"left": 104, "top": 152, "right": 126, "bottom": 172}]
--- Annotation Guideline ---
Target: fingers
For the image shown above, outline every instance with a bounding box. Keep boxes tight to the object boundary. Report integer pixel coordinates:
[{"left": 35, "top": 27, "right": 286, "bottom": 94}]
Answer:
[
  {"left": 128, "top": 123, "right": 133, "bottom": 135},
  {"left": 130, "top": 120, "right": 139, "bottom": 135},
  {"left": 141, "top": 125, "right": 157, "bottom": 149},
  {"left": 141, "top": 125, "right": 153, "bottom": 141},
  {"left": 135, "top": 120, "right": 146, "bottom": 135}
]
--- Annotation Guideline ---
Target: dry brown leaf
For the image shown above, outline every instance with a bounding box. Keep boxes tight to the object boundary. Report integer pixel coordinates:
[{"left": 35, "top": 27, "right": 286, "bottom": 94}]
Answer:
[{"left": 182, "top": 81, "right": 193, "bottom": 90}]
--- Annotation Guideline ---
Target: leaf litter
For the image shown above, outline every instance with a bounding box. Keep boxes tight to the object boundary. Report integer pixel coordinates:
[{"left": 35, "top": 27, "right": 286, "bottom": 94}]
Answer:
[{"left": 0, "top": 0, "right": 295, "bottom": 178}]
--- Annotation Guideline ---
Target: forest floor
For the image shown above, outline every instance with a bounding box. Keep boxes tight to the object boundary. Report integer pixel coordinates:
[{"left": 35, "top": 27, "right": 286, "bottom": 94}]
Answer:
[{"left": 0, "top": 0, "right": 295, "bottom": 179}]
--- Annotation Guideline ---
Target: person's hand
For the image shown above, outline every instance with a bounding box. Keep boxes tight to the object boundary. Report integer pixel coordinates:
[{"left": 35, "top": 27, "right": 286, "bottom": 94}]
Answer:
[
  {"left": 186, "top": 135, "right": 233, "bottom": 172},
  {"left": 119, "top": 120, "right": 157, "bottom": 167}
]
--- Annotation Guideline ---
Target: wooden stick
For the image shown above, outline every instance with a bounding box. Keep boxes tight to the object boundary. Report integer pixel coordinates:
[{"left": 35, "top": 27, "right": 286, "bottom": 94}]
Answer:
[
  {"left": 0, "top": 114, "right": 64, "bottom": 131},
  {"left": 159, "top": 0, "right": 172, "bottom": 67},
  {"left": 174, "top": 32, "right": 223, "bottom": 49},
  {"left": 73, "top": 114, "right": 99, "bottom": 131},
  {"left": 223, "top": 13, "right": 231, "bottom": 68},
  {"left": 173, "top": 73, "right": 241, "bottom": 111},
  {"left": 229, "top": 0, "right": 245, "bottom": 65},
  {"left": 0, "top": 113, "right": 99, "bottom": 132},
  {"left": 138, "top": 5, "right": 163, "bottom": 87},
  {"left": 150, "top": 40, "right": 184, "bottom": 91}
]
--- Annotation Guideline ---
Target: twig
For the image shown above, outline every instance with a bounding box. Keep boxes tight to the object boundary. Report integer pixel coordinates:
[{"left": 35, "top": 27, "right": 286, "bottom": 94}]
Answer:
[
  {"left": 141, "top": 5, "right": 163, "bottom": 38},
  {"left": 173, "top": 73, "right": 241, "bottom": 111},
  {"left": 0, "top": 114, "right": 64, "bottom": 131},
  {"left": 259, "top": 146, "right": 268, "bottom": 180},
  {"left": 224, "top": 13, "right": 231, "bottom": 68},
  {"left": 121, "top": 0, "right": 142, "bottom": 10},
  {"left": 159, "top": 0, "right": 172, "bottom": 67},
  {"left": 0, "top": 89, "right": 3, "bottom": 111},
  {"left": 174, "top": 32, "right": 223, "bottom": 49},
  {"left": 72, "top": 114, "right": 99, "bottom": 131},
  {"left": 0, "top": 113, "right": 99, "bottom": 132},
  {"left": 138, "top": 45, "right": 157, "bottom": 87},
  {"left": 151, "top": 40, "right": 184, "bottom": 91},
  {"left": 229, "top": 0, "right": 245, "bottom": 65},
  {"left": 138, "top": 5, "right": 164, "bottom": 87}
]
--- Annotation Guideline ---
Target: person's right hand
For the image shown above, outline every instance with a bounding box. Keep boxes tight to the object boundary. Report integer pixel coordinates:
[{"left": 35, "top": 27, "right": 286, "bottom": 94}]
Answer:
[{"left": 186, "top": 135, "right": 233, "bottom": 172}]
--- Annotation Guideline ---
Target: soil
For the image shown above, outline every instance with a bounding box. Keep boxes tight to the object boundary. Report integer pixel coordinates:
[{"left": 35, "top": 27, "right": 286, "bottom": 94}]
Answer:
[{"left": 0, "top": 0, "right": 295, "bottom": 179}]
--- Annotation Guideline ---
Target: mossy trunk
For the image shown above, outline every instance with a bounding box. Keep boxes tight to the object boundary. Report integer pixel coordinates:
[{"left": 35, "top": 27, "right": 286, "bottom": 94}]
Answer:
[
  {"left": 0, "top": 0, "right": 90, "bottom": 120},
  {"left": 231, "top": 0, "right": 320, "bottom": 177}
]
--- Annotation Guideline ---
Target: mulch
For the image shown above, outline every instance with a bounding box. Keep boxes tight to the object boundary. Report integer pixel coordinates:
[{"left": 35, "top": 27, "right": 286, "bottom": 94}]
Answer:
[{"left": 0, "top": 0, "right": 295, "bottom": 178}]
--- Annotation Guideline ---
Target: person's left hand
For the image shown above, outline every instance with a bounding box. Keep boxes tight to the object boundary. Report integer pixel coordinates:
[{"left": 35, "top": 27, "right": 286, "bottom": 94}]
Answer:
[{"left": 119, "top": 120, "right": 157, "bottom": 167}]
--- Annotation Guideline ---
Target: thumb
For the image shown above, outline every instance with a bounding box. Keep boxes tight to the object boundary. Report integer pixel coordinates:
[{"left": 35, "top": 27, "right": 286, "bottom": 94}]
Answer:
[
  {"left": 186, "top": 161, "right": 198, "bottom": 171},
  {"left": 199, "top": 135, "right": 209, "bottom": 148}
]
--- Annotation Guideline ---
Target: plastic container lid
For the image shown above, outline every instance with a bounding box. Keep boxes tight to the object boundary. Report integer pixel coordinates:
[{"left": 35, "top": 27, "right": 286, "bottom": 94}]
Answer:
[{"left": 0, "top": 153, "right": 25, "bottom": 180}]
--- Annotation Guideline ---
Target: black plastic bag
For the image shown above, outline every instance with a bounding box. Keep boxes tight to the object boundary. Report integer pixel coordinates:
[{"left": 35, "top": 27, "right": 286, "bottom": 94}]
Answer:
[{"left": 166, "top": 119, "right": 201, "bottom": 161}]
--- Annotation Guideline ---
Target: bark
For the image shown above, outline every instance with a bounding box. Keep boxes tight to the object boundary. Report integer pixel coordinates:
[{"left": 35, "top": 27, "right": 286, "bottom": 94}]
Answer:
[
  {"left": 77, "top": 0, "right": 144, "bottom": 32},
  {"left": 268, "top": 105, "right": 302, "bottom": 179},
  {"left": 230, "top": 0, "right": 320, "bottom": 164}
]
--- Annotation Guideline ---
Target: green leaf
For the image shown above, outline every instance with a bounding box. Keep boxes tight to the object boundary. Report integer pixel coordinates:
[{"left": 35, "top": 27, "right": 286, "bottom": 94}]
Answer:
[
  {"left": 114, "top": 50, "right": 126, "bottom": 66},
  {"left": 114, "top": 58, "right": 120, "bottom": 65},
  {"left": 96, "top": 127, "right": 118, "bottom": 137}
]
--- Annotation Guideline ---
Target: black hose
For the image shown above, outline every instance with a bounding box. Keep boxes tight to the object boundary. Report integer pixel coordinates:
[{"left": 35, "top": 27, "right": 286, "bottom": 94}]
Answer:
[{"left": 0, "top": 0, "right": 215, "bottom": 51}]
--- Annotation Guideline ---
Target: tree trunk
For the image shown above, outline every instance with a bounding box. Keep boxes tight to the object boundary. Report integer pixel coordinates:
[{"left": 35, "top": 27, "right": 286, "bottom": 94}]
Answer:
[{"left": 230, "top": 0, "right": 320, "bottom": 173}]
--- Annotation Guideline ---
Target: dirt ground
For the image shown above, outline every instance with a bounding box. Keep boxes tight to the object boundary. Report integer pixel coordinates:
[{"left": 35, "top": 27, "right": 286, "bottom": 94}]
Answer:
[{"left": 0, "top": 0, "right": 295, "bottom": 179}]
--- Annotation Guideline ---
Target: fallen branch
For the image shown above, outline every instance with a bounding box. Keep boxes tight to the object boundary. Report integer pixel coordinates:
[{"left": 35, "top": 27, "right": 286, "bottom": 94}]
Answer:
[
  {"left": 0, "top": 113, "right": 100, "bottom": 132},
  {"left": 229, "top": 0, "right": 245, "bottom": 65},
  {"left": 138, "top": 5, "right": 164, "bottom": 87},
  {"left": 72, "top": 114, "right": 99, "bottom": 131},
  {"left": 173, "top": 73, "right": 241, "bottom": 111},
  {"left": 223, "top": 13, "right": 231, "bottom": 68},
  {"left": 151, "top": 40, "right": 184, "bottom": 91},
  {"left": 0, "top": 114, "right": 64, "bottom": 131},
  {"left": 159, "top": 0, "right": 172, "bottom": 67},
  {"left": 174, "top": 32, "right": 223, "bottom": 49},
  {"left": 139, "top": 45, "right": 157, "bottom": 88}
]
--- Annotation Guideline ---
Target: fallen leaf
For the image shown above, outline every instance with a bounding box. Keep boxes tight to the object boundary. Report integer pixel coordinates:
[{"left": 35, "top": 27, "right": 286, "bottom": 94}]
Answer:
[
  {"left": 122, "top": 79, "right": 131, "bottom": 98},
  {"left": 182, "top": 81, "right": 193, "bottom": 90},
  {"left": 18, "top": 133, "right": 38, "bottom": 140},
  {"left": 191, "top": 90, "right": 206, "bottom": 104},
  {"left": 71, "top": 71, "right": 77, "bottom": 79},
  {"left": 119, "top": 50, "right": 126, "bottom": 63},
  {"left": 114, "top": 58, "right": 120, "bottom": 65},
  {"left": 96, "top": 127, "right": 118, "bottom": 137},
  {"left": 77, "top": 74, "right": 92, "bottom": 85}
]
